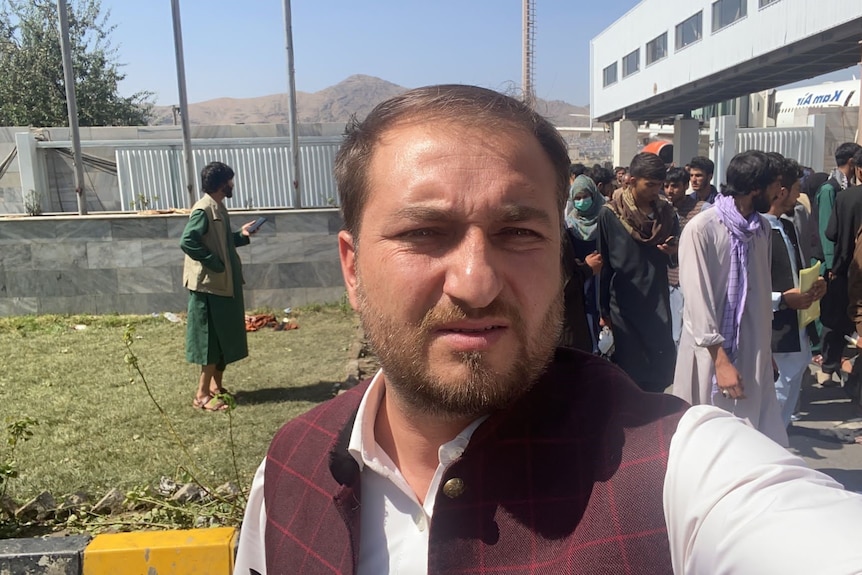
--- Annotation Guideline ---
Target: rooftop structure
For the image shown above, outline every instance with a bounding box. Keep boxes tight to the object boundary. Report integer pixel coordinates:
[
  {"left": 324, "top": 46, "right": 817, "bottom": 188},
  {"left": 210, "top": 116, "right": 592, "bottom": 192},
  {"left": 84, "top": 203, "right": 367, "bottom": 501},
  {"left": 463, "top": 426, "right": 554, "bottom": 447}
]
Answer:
[{"left": 590, "top": 0, "right": 862, "bottom": 123}]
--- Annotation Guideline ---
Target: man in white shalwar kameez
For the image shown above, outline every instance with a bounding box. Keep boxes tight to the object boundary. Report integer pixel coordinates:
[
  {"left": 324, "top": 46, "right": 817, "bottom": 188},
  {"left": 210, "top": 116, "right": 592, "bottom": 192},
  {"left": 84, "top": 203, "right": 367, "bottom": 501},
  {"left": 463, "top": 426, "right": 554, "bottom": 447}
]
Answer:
[{"left": 673, "top": 151, "right": 789, "bottom": 446}]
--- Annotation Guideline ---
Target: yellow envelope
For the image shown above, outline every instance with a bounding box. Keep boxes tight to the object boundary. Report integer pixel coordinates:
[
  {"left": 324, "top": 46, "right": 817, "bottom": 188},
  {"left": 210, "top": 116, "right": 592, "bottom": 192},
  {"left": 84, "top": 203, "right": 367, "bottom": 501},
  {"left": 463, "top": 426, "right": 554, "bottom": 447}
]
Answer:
[{"left": 799, "top": 262, "right": 821, "bottom": 327}]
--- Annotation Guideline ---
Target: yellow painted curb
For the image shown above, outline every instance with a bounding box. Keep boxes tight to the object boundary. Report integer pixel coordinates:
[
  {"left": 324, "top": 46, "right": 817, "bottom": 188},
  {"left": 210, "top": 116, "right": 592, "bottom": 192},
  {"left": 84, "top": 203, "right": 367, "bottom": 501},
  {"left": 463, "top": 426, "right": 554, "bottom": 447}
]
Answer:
[{"left": 83, "top": 527, "right": 236, "bottom": 575}]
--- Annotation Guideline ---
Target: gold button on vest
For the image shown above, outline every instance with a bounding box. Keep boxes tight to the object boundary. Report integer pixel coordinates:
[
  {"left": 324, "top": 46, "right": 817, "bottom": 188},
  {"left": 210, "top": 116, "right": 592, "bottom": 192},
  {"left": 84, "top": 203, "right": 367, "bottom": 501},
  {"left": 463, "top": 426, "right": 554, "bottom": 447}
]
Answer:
[{"left": 443, "top": 478, "right": 465, "bottom": 499}]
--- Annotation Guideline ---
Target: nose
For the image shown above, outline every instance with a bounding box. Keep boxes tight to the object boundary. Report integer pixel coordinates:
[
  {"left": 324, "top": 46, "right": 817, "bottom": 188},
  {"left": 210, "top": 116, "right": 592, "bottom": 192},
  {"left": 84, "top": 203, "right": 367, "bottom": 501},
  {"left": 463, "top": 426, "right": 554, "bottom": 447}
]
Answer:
[{"left": 442, "top": 228, "right": 503, "bottom": 310}]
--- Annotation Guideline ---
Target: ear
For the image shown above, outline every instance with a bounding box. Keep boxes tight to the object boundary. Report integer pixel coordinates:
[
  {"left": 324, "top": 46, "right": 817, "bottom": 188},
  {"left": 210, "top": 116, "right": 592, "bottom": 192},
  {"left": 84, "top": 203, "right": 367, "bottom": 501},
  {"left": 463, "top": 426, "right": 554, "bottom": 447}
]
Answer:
[{"left": 338, "top": 230, "right": 360, "bottom": 311}]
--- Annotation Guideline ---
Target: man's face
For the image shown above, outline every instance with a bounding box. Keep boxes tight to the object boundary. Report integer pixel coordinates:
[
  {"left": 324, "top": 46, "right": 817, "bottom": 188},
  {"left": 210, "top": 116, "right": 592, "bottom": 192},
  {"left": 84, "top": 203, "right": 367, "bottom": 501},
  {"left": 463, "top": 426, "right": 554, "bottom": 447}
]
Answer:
[
  {"left": 664, "top": 180, "right": 686, "bottom": 205},
  {"left": 689, "top": 168, "right": 712, "bottom": 192},
  {"left": 223, "top": 178, "right": 235, "bottom": 199},
  {"left": 632, "top": 177, "right": 663, "bottom": 204},
  {"left": 338, "top": 120, "right": 564, "bottom": 417},
  {"left": 597, "top": 182, "right": 614, "bottom": 198},
  {"left": 615, "top": 169, "right": 626, "bottom": 185},
  {"left": 781, "top": 179, "right": 801, "bottom": 213}
]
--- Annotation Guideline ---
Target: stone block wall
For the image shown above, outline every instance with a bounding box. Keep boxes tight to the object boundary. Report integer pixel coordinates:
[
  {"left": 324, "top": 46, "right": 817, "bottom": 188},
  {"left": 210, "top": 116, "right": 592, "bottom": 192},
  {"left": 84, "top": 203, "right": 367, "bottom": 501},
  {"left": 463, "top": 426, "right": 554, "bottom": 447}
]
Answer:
[{"left": 0, "top": 209, "right": 345, "bottom": 316}]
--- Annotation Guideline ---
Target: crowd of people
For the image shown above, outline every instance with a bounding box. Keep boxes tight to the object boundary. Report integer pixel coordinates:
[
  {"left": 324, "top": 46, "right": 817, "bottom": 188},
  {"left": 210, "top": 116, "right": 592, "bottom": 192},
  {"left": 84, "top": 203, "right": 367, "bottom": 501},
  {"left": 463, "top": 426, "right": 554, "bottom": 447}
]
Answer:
[{"left": 565, "top": 144, "right": 862, "bottom": 445}]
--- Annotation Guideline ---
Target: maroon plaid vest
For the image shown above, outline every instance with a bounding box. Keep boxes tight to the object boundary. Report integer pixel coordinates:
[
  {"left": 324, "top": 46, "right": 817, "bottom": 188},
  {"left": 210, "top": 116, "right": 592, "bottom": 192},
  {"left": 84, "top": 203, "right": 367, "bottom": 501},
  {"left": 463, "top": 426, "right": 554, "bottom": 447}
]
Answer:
[{"left": 263, "top": 348, "right": 688, "bottom": 574}]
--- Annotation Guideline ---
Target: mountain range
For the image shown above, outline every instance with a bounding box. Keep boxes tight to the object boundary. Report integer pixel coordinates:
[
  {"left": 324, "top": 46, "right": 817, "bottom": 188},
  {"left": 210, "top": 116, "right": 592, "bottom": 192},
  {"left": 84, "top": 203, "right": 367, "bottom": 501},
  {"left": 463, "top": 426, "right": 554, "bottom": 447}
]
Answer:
[{"left": 149, "top": 74, "right": 591, "bottom": 128}]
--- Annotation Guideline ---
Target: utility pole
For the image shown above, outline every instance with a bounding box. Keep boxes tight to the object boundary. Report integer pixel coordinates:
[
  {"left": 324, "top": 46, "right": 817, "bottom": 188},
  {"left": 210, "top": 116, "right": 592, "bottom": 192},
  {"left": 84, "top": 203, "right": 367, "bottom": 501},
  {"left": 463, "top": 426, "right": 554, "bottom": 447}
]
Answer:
[
  {"left": 171, "top": 0, "right": 196, "bottom": 207},
  {"left": 283, "top": 0, "right": 301, "bottom": 208},
  {"left": 57, "top": 0, "right": 86, "bottom": 215},
  {"left": 522, "top": 0, "right": 536, "bottom": 109}
]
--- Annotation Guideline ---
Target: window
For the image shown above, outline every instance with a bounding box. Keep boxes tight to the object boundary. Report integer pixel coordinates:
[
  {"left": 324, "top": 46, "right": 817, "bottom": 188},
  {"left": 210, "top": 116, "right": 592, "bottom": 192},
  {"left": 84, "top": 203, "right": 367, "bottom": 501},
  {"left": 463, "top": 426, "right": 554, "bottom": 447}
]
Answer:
[
  {"left": 675, "top": 12, "right": 702, "bottom": 50},
  {"left": 759, "top": 0, "right": 780, "bottom": 7},
  {"left": 646, "top": 33, "right": 667, "bottom": 66},
  {"left": 603, "top": 62, "right": 618, "bottom": 87},
  {"left": 622, "top": 49, "right": 639, "bottom": 78},
  {"left": 712, "top": 0, "right": 747, "bottom": 32}
]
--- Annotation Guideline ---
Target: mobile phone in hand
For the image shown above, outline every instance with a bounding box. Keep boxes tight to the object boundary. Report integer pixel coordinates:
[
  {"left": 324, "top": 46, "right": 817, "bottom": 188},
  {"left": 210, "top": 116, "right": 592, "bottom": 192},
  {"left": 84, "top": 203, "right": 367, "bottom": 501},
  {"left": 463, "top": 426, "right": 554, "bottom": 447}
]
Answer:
[{"left": 247, "top": 216, "right": 267, "bottom": 233}]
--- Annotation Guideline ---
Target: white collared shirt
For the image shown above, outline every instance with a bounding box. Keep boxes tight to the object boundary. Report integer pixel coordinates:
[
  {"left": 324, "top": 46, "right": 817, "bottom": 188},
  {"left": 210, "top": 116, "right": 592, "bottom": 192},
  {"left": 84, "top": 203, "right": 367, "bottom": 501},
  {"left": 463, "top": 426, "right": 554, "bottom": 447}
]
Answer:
[
  {"left": 234, "top": 371, "right": 862, "bottom": 575},
  {"left": 764, "top": 212, "right": 801, "bottom": 311},
  {"left": 346, "top": 372, "right": 487, "bottom": 574}
]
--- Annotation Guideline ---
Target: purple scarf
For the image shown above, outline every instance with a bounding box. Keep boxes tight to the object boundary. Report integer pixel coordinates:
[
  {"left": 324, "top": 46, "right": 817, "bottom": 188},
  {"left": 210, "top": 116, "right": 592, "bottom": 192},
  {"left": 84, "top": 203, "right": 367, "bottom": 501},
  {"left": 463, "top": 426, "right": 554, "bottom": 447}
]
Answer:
[{"left": 714, "top": 192, "right": 768, "bottom": 368}]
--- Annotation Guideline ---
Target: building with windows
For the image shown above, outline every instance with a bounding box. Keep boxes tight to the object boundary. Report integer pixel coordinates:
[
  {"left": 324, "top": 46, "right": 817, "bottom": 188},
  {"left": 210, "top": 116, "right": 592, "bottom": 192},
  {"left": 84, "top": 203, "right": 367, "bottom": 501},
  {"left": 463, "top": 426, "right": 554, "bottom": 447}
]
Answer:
[{"left": 590, "top": 0, "right": 862, "bottom": 164}]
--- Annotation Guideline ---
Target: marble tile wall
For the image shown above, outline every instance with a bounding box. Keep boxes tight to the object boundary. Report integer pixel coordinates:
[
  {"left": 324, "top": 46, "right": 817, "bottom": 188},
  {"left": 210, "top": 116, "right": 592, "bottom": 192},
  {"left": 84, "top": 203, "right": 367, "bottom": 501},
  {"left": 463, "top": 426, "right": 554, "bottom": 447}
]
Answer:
[{"left": 0, "top": 209, "right": 345, "bottom": 316}]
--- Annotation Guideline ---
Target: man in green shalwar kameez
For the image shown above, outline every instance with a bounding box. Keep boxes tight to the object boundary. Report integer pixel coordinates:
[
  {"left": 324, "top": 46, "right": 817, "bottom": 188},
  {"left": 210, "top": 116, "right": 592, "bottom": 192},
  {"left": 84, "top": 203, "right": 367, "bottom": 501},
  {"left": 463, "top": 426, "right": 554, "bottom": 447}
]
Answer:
[{"left": 181, "top": 162, "right": 259, "bottom": 411}]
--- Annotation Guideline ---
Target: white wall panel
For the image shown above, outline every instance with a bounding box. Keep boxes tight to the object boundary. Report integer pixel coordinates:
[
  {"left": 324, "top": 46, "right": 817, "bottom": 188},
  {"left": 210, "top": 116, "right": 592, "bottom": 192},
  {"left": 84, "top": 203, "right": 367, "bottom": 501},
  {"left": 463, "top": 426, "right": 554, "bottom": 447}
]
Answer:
[{"left": 591, "top": 0, "right": 862, "bottom": 119}]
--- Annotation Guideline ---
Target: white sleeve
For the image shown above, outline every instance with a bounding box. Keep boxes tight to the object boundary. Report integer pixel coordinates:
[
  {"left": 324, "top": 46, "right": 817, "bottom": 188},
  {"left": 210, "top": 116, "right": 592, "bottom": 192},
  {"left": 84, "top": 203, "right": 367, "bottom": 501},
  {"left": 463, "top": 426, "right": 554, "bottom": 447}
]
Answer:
[
  {"left": 664, "top": 405, "right": 862, "bottom": 575},
  {"left": 678, "top": 220, "right": 724, "bottom": 348},
  {"left": 233, "top": 459, "right": 268, "bottom": 575}
]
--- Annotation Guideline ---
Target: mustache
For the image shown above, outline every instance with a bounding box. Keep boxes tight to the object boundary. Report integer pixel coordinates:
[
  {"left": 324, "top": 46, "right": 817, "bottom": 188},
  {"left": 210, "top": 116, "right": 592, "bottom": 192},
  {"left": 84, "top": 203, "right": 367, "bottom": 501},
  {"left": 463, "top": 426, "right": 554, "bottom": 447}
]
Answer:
[{"left": 418, "top": 299, "right": 522, "bottom": 330}]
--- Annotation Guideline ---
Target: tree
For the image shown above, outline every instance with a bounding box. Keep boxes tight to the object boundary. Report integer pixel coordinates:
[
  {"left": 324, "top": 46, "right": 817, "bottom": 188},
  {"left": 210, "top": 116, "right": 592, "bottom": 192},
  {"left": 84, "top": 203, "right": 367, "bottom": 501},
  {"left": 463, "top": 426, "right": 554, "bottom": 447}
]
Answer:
[{"left": 0, "top": 0, "right": 153, "bottom": 127}]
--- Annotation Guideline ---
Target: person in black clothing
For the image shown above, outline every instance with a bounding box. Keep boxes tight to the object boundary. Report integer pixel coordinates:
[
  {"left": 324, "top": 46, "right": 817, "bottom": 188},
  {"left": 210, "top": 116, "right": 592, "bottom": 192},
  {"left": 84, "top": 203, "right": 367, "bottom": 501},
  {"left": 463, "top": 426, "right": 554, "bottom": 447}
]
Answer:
[
  {"left": 564, "top": 175, "right": 605, "bottom": 352},
  {"left": 823, "top": 147, "right": 862, "bottom": 374},
  {"left": 587, "top": 164, "right": 616, "bottom": 199},
  {"left": 598, "top": 152, "right": 679, "bottom": 392},
  {"left": 763, "top": 154, "right": 826, "bottom": 426},
  {"left": 816, "top": 143, "right": 861, "bottom": 380}
]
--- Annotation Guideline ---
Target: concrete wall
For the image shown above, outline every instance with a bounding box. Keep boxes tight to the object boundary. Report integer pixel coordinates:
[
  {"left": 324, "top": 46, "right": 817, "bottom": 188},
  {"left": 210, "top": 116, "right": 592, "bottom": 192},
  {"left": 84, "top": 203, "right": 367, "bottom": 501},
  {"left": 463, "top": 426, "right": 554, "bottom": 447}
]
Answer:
[
  {"left": 819, "top": 108, "right": 861, "bottom": 171},
  {"left": 0, "top": 122, "right": 346, "bottom": 215},
  {"left": 0, "top": 209, "right": 345, "bottom": 317},
  {"left": 0, "top": 127, "right": 28, "bottom": 214}
]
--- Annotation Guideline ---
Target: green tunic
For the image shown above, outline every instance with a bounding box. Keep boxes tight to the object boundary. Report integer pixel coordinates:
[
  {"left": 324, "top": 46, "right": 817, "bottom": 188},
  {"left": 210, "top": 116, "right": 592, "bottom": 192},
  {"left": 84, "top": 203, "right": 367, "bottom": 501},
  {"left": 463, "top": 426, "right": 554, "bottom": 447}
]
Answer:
[{"left": 181, "top": 208, "right": 250, "bottom": 367}]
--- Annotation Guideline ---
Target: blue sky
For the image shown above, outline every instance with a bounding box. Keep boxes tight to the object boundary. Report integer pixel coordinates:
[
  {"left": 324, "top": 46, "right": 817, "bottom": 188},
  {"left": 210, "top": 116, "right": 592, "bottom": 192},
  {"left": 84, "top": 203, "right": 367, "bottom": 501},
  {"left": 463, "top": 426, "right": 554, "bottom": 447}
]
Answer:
[
  {"left": 104, "top": 0, "right": 857, "bottom": 108},
  {"left": 105, "top": 0, "right": 637, "bottom": 106}
]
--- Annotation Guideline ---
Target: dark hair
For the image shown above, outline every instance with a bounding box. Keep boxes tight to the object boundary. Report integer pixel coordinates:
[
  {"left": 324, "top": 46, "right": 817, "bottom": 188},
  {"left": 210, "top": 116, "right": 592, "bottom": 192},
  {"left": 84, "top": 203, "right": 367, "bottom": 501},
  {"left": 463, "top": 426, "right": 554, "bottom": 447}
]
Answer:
[
  {"left": 835, "top": 142, "right": 862, "bottom": 167},
  {"left": 200, "top": 162, "right": 234, "bottom": 195},
  {"left": 569, "top": 163, "right": 587, "bottom": 178},
  {"left": 852, "top": 148, "right": 862, "bottom": 169},
  {"left": 586, "top": 165, "right": 613, "bottom": 186},
  {"left": 689, "top": 156, "right": 714, "bottom": 176},
  {"left": 801, "top": 170, "right": 829, "bottom": 202},
  {"left": 629, "top": 152, "right": 667, "bottom": 181},
  {"left": 777, "top": 156, "right": 804, "bottom": 190},
  {"left": 723, "top": 150, "right": 781, "bottom": 196},
  {"left": 614, "top": 166, "right": 627, "bottom": 173},
  {"left": 665, "top": 167, "right": 688, "bottom": 186},
  {"left": 335, "top": 85, "right": 570, "bottom": 237}
]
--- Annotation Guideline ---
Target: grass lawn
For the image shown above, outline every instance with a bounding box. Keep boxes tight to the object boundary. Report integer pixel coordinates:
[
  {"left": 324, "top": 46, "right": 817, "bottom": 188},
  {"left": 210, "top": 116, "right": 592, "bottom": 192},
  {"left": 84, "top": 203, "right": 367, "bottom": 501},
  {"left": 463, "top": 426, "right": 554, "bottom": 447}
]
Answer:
[{"left": 0, "top": 306, "right": 358, "bottom": 506}]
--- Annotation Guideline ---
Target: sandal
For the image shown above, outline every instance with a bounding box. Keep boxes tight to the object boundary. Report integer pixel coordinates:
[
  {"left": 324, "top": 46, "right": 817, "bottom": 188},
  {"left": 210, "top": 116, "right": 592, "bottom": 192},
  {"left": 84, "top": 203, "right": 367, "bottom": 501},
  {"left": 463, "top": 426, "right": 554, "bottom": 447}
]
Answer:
[{"left": 193, "top": 395, "right": 228, "bottom": 412}]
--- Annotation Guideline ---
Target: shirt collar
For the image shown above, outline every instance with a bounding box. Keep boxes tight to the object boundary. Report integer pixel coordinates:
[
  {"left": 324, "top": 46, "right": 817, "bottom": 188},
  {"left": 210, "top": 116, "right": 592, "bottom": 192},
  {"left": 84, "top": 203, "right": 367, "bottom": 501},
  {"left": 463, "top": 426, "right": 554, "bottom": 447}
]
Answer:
[{"left": 347, "top": 370, "right": 487, "bottom": 472}]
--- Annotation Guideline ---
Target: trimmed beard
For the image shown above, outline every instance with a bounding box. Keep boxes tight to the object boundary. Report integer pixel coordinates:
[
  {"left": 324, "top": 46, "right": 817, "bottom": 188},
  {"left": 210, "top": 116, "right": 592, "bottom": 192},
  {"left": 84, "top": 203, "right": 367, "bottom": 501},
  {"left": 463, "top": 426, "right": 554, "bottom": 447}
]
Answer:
[{"left": 355, "top": 275, "right": 564, "bottom": 420}]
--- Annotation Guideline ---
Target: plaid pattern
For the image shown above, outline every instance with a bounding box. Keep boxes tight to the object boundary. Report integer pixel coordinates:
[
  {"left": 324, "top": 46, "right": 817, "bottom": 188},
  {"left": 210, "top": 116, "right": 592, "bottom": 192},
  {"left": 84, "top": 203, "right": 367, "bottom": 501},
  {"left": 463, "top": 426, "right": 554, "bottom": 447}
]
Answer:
[{"left": 264, "top": 348, "right": 688, "bottom": 574}]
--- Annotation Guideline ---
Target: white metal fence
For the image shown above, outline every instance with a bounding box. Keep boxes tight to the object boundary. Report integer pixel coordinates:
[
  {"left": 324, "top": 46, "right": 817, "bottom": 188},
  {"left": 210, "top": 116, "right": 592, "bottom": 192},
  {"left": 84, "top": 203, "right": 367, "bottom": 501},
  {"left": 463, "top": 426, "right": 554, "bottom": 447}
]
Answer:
[
  {"left": 709, "top": 115, "right": 826, "bottom": 189},
  {"left": 115, "top": 136, "right": 343, "bottom": 211},
  {"left": 736, "top": 127, "right": 818, "bottom": 168}
]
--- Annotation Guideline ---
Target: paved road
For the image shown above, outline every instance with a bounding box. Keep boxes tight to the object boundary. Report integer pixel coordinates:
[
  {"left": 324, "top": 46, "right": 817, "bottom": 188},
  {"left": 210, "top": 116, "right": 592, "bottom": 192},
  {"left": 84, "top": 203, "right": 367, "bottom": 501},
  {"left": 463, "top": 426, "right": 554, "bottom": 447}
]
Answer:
[{"left": 788, "top": 367, "right": 862, "bottom": 493}]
